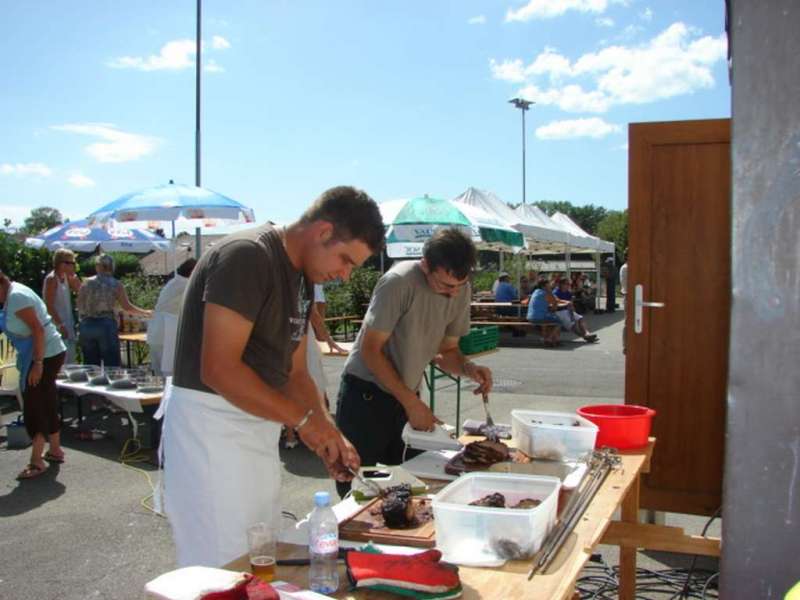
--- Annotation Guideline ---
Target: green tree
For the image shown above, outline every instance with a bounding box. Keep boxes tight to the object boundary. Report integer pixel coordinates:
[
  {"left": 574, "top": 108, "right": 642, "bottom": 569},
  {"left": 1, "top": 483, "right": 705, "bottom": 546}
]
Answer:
[
  {"left": 596, "top": 210, "right": 628, "bottom": 261},
  {"left": 0, "top": 231, "right": 52, "bottom": 290},
  {"left": 22, "top": 206, "right": 64, "bottom": 235},
  {"left": 533, "top": 201, "right": 607, "bottom": 234}
]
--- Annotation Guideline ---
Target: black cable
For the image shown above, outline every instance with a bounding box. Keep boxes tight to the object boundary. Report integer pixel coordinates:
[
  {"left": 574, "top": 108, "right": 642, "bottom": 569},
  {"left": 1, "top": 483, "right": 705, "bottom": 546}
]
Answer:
[{"left": 678, "top": 506, "right": 722, "bottom": 599}]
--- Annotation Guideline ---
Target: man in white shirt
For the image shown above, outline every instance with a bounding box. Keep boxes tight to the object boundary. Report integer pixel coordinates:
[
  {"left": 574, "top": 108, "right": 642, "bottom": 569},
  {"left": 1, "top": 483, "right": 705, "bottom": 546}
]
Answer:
[{"left": 147, "top": 259, "right": 196, "bottom": 374}]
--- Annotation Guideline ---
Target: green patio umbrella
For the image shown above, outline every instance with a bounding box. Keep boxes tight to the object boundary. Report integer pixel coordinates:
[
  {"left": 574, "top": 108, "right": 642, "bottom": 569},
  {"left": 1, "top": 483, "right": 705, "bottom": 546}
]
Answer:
[{"left": 381, "top": 195, "right": 525, "bottom": 258}]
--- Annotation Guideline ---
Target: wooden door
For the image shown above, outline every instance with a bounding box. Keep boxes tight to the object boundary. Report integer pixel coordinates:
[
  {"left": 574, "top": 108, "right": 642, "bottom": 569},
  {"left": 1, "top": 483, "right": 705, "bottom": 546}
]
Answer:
[{"left": 626, "top": 119, "right": 731, "bottom": 516}]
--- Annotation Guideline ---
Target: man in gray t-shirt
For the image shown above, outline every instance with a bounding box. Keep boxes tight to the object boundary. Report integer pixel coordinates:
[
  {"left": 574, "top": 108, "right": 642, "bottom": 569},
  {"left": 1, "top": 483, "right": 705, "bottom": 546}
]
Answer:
[
  {"left": 336, "top": 228, "right": 494, "bottom": 496},
  {"left": 162, "top": 186, "right": 385, "bottom": 567}
]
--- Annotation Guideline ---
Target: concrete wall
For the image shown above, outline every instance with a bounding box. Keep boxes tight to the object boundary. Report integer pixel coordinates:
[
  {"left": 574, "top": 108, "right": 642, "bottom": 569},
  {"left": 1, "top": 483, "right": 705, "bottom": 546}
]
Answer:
[{"left": 723, "top": 1, "right": 800, "bottom": 597}]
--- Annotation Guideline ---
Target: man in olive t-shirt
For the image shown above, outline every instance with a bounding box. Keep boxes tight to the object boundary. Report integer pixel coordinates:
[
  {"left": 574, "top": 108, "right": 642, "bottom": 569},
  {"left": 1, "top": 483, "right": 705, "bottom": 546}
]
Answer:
[
  {"left": 162, "top": 186, "right": 384, "bottom": 567},
  {"left": 335, "top": 228, "right": 494, "bottom": 497}
]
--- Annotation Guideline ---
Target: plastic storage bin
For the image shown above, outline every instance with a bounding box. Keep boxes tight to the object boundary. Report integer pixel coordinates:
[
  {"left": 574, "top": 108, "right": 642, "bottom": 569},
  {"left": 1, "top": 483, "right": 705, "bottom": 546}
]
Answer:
[
  {"left": 458, "top": 326, "right": 499, "bottom": 355},
  {"left": 511, "top": 410, "right": 598, "bottom": 461},
  {"left": 432, "top": 472, "right": 561, "bottom": 565}
]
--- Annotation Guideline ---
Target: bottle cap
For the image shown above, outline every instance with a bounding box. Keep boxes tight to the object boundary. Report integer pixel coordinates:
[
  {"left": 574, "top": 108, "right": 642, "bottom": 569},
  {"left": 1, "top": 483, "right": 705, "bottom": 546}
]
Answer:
[{"left": 314, "top": 491, "right": 330, "bottom": 507}]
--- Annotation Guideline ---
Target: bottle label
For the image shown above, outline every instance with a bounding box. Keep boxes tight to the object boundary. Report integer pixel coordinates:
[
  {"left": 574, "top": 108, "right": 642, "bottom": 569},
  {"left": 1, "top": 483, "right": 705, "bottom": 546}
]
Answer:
[{"left": 312, "top": 532, "right": 338, "bottom": 554}]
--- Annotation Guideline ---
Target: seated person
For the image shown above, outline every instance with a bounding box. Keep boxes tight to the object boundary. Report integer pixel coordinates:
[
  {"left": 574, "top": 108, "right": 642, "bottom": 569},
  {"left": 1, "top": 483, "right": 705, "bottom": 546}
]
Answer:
[
  {"left": 526, "top": 277, "right": 561, "bottom": 347},
  {"left": 494, "top": 274, "right": 518, "bottom": 318},
  {"left": 552, "top": 279, "right": 598, "bottom": 343},
  {"left": 519, "top": 275, "right": 531, "bottom": 299}
]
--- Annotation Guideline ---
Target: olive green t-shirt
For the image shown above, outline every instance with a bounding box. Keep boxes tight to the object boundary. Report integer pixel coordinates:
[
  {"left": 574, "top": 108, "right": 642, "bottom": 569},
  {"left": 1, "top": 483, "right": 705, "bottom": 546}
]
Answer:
[
  {"left": 173, "top": 224, "right": 311, "bottom": 393},
  {"left": 343, "top": 260, "right": 471, "bottom": 393}
]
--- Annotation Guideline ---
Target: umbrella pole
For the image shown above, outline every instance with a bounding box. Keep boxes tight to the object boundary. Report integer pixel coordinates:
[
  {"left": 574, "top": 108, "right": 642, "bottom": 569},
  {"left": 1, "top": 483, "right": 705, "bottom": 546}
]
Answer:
[{"left": 172, "top": 220, "right": 177, "bottom": 276}]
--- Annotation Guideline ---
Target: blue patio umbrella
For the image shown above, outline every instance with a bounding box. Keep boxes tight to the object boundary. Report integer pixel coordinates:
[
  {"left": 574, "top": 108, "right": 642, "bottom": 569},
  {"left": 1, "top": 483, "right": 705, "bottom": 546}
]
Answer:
[
  {"left": 88, "top": 180, "right": 255, "bottom": 224},
  {"left": 25, "top": 219, "right": 171, "bottom": 254}
]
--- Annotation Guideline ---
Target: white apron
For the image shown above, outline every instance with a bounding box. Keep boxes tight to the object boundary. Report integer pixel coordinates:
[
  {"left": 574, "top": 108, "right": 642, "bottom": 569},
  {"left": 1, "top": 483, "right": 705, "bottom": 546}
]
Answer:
[{"left": 161, "top": 383, "right": 282, "bottom": 567}]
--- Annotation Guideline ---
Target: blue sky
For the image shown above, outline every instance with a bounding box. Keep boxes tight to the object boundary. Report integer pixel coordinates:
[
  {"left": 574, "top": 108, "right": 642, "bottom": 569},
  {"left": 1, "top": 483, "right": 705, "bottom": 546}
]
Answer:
[{"left": 1, "top": 0, "right": 730, "bottom": 229}]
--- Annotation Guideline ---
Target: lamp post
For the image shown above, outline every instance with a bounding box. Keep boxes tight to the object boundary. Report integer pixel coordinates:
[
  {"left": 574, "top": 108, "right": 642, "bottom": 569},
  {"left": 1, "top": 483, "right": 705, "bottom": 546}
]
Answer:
[{"left": 509, "top": 98, "right": 534, "bottom": 205}]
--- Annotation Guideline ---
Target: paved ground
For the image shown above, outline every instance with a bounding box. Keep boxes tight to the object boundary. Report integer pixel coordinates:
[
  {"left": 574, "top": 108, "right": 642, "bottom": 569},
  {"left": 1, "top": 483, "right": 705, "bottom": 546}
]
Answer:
[{"left": 0, "top": 309, "right": 719, "bottom": 599}]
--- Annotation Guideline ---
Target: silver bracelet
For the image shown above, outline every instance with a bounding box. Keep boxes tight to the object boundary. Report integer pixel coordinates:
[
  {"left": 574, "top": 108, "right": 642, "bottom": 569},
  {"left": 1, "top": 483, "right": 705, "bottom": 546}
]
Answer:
[{"left": 294, "top": 408, "right": 314, "bottom": 432}]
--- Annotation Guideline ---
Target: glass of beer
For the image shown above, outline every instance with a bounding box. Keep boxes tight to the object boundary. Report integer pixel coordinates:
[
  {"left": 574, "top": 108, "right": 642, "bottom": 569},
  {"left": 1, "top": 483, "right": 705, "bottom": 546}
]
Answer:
[{"left": 247, "top": 522, "right": 277, "bottom": 582}]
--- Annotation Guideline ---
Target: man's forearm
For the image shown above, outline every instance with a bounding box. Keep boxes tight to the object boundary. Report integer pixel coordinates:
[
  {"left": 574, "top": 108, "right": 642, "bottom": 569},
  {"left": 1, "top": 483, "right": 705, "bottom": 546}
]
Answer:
[
  {"left": 434, "top": 347, "right": 471, "bottom": 378},
  {"left": 284, "top": 369, "right": 331, "bottom": 420}
]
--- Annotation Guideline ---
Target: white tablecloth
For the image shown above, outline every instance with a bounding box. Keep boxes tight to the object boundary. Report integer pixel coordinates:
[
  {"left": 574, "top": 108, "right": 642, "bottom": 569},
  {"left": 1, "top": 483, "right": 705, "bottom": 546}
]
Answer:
[{"left": 57, "top": 379, "right": 160, "bottom": 413}]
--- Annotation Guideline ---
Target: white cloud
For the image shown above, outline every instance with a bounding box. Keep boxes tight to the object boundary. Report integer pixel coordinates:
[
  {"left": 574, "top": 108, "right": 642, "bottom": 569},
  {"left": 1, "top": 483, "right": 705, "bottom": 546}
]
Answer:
[
  {"left": 640, "top": 7, "right": 653, "bottom": 21},
  {"left": 490, "top": 58, "right": 527, "bottom": 83},
  {"left": 204, "top": 59, "right": 224, "bottom": 73},
  {"left": 536, "top": 117, "right": 621, "bottom": 139},
  {"left": 108, "top": 39, "right": 196, "bottom": 71},
  {"left": 108, "top": 36, "right": 230, "bottom": 72},
  {"left": 506, "top": 0, "right": 613, "bottom": 22},
  {"left": 468, "top": 15, "right": 487, "bottom": 25},
  {"left": 211, "top": 35, "right": 231, "bottom": 49},
  {"left": 52, "top": 123, "right": 161, "bottom": 163},
  {"left": 68, "top": 173, "right": 95, "bottom": 188},
  {"left": 492, "top": 22, "right": 728, "bottom": 113},
  {"left": 595, "top": 16, "right": 614, "bottom": 27},
  {"left": 0, "top": 204, "right": 39, "bottom": 227},
  {"left": 0, "top": 162, "right": 52, "bottom": 177}
]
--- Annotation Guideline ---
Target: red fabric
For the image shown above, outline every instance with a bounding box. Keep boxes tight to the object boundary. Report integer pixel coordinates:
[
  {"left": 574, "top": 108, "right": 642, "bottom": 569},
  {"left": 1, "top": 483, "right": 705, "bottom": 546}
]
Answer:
[
  {"left": 200, "top": 574, "right": 279, "bottom": 600},
  {"left": 346, "top": 549, "right": 460, "bottom": 592}
]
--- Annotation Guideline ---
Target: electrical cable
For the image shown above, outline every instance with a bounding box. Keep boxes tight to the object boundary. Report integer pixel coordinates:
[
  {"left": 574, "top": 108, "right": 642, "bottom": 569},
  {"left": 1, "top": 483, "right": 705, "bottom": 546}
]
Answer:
[
  {"left": 676, "top": 506, "right": 722, "bottom": 599},
  {"left": 119, "top": 437, "right": 165, "bottom": 517}
]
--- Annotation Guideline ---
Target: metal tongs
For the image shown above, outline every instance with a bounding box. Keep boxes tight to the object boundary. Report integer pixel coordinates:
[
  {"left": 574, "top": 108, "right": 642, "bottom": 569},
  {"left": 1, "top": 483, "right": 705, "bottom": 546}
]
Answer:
[
  {"left": 481, "top": 392, "right": 495, "bottom": 427},
  {"left": 347, "top": 466, "right": 384, "bottom": 498}
]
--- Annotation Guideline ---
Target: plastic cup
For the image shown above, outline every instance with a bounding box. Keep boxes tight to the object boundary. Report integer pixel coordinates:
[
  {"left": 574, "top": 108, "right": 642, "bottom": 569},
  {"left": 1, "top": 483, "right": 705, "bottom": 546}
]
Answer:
[{"left": 247, "top": 522, "right": 277, "bottom": 582}]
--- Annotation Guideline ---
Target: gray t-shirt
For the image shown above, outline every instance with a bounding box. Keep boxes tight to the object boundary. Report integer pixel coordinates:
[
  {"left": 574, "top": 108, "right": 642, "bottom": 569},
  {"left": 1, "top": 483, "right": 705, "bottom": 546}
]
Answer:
[
  {"left": 173, "top": 224, "right": 311, "bottom": 393},
  {"left": 344, "top": 261, "right": 471, "bottom": 393}
]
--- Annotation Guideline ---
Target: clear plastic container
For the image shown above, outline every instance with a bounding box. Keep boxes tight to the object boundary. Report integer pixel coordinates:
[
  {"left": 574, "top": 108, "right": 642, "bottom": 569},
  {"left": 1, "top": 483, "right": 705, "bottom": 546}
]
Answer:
[
  {"left": 432, "top": 472, "right": 561, "bottom": 565},
  {"left": 511, "top": 410, "right": 598, "bottom": 461}
]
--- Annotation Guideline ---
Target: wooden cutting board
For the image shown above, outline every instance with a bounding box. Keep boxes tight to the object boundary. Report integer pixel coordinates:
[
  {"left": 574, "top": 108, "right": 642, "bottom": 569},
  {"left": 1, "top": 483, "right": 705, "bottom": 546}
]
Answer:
[
  {"left": 338, "top": 496, "right": 436, "bottom": 548},
  {"left": 444, "top": 448, "right": 530, "bottom": 476}
]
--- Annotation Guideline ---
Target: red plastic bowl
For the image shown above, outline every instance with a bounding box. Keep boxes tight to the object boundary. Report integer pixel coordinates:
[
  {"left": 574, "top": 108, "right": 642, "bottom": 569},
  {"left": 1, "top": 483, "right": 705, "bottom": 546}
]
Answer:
[{"left": 577, "top": 404, "right": 655, "bottom": 450}]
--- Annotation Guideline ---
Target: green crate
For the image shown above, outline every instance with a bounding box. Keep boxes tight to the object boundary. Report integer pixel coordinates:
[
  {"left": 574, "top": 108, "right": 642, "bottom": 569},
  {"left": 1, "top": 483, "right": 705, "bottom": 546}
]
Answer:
[{"left": 459, "top": 326, "right": 499, "bottom": 355}]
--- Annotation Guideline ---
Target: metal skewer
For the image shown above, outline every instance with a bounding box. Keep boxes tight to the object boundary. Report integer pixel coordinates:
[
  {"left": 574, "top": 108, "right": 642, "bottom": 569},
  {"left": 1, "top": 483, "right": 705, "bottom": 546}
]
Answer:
[
  {"left": 347, "top": 466, "right": 385, "bottom": 498},
  {"left": 527, "top": 449, "right": 620, "bottom": 579}
]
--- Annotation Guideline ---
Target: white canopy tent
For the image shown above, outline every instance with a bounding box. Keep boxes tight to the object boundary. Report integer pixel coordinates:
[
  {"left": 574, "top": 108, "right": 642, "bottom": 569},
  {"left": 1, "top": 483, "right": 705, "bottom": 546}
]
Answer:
[
  {"left": 454, "top": 188, "right": 568, "bottom": 252},
  {"left": 550, "top": 211, "right": 616, "bottom": 254}
]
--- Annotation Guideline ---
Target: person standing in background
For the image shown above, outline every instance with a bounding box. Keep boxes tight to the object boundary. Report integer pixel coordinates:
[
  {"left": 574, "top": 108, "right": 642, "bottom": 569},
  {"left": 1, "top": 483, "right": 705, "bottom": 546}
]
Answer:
[
  {"left": 76, "top": 254, "right": 152, "bottom": 367},
  {"left": 603, "top": 256, "right": 617, "bottom": 313},
  {"left": 147, "top": 258, "right": 197, "bottom": 375},
  {"left": 619, "top": 249, "right": 629, "bottom": 353},
  {"left": 42, "top": 249, "right": 81, "bottom": 363}
]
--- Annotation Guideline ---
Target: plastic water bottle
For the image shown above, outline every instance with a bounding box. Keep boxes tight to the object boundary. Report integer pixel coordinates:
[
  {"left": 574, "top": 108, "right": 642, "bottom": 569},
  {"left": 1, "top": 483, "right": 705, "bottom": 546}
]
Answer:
[{"left": 308, "top": 490, "right": 339, "bottom": 594}]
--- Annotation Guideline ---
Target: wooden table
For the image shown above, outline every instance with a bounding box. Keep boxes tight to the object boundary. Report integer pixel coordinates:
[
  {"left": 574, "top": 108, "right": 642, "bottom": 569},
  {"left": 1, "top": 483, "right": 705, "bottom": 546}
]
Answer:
[
  {"left": 224, "top": 441, "right": 656, "bottom": 599},
  {"left": 118, "top": 332, "right": 148, "bottom": 367}
]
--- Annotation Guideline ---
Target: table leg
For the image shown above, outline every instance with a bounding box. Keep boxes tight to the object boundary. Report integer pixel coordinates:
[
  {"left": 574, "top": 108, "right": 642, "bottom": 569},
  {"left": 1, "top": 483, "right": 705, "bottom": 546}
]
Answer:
[
  {"left": 455, "top": 375, "right": 461, "bottom": 435},
  {"left": 618, "top": 473, "right": 640, "bottom": 600},
  {"left": 126, "top": 340, "right": 132, "bottom": 367}
]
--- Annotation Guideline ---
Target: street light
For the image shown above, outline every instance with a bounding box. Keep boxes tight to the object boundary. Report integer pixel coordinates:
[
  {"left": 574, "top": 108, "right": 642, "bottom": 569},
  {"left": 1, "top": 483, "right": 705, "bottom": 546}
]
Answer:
[{"left": 509, "top": 98, "right": 534, "bottom": 205}]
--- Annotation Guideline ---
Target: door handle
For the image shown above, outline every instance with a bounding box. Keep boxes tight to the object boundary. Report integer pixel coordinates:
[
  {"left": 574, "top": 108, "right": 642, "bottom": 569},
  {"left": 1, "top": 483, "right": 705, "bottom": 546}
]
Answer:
[{"left": 634, "top": 284, "right": 665, "bottom": 334}]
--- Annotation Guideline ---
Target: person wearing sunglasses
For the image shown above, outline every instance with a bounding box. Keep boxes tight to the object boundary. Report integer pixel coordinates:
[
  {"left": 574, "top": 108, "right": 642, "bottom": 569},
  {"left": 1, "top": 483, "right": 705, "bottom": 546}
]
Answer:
[
  {"left": 335, "top": 227, "right": 494, "bottom": 497},
  {"left": 42, "top": 249, "right": 82, "bottom": 363}
]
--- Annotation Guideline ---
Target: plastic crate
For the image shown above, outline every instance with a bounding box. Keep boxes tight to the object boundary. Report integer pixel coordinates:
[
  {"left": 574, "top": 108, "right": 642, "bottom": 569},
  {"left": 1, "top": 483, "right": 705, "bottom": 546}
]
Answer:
[{"left": 459, "top": 326, "right": 499, "bottom": 355}]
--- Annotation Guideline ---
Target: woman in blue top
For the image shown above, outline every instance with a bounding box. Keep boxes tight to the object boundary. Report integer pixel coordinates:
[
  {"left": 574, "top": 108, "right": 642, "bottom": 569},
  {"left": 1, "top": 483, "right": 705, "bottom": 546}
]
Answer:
[
  {"left": 0, "top": 268, "right": 67, "bottom": 480},
  {"left": 526, "top": 277, "right": 561, "bottom": 347}
]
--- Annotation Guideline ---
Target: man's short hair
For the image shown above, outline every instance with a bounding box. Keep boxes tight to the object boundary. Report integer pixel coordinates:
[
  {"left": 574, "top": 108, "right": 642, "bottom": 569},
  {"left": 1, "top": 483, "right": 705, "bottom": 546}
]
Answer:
[
  {"left": 176, "top": 258, "right": 197, "bottom": 278},
  {"left": 422, "top": 228, "right": 477, "bottom": 280},
  {"left": 299, "top": 186, "right": 384, "bottom": 254},
  {"left": 53, "top": 248, "right": 75, "bottom": 268}
]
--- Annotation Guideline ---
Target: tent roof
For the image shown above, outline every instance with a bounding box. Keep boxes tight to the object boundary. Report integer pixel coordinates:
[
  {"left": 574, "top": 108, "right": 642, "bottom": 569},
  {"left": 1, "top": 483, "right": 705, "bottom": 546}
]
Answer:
[{"left": 550, "top": 212, "right": 616, "bottom": 253}]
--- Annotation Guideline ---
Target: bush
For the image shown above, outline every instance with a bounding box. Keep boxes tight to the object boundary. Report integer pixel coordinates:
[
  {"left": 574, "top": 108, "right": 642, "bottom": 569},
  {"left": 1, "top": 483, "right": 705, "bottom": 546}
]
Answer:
[
  {"left": 322, "top": 266, "right": 381, "bottom": 318},
  {"left": 120, "top": 273, "right": 163, "bottom": 310},
  {"left": 0, "top": 232, "right": 51, "bottom": 291},
  {"left": 78, "top": 252, "right": 141, "bottom": 278}
]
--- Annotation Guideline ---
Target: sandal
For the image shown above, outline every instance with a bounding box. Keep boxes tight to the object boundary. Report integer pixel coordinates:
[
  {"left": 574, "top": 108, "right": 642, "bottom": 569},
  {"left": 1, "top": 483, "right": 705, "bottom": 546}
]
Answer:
[
  {"left": 17, "top": 463, "right": 47, "bottom": 480},
  {"left": 44, "top": 451, "right": 65, "bottom": 464}
]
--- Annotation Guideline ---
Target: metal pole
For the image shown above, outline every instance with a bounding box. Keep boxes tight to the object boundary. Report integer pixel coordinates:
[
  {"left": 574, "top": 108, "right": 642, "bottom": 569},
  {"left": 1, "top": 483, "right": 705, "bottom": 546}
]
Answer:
[
  {"left": 195, "top": 0, "right": 202, "bottom": 260},
  {"left": 521, "top": 107, "right": 526, "bottom": 206},
  {"left": 195, "top": 0, "right": 202, "bottom": 188}
]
